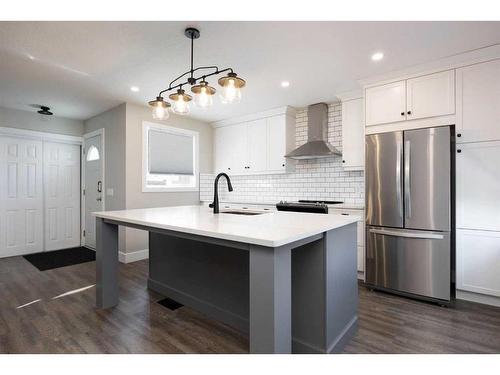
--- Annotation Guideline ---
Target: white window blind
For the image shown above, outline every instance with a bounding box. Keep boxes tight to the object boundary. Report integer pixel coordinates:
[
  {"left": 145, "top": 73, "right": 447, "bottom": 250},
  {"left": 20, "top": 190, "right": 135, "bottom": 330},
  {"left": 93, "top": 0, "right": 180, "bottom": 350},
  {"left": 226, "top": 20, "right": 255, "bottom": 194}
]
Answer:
[{"left": 148, "top": 129, "right": 194, "bottom": 175}]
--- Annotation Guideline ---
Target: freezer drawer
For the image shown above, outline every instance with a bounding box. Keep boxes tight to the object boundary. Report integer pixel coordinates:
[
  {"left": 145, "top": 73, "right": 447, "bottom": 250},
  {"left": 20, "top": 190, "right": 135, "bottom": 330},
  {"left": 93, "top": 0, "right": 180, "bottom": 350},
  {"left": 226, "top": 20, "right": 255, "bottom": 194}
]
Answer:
[{"left": 365, "top": 226, "right": 451, "bottom": 301}]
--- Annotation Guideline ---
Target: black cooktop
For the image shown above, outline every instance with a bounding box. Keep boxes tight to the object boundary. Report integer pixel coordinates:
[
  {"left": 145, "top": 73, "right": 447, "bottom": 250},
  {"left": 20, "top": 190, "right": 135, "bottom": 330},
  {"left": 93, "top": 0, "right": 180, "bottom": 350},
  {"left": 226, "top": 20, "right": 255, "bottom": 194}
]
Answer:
[
  {"left": 298, "top": 200, "right": 344, "bottom": 204},
  {"left": 276, "top": 200, "right": 344, "bottom": 214}
]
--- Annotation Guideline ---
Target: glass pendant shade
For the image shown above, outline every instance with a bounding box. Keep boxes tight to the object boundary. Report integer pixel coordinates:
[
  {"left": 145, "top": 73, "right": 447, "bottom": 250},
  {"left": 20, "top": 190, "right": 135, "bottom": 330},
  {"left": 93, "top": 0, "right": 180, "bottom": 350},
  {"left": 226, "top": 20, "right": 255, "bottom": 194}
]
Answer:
[
  {"left": 148, "top": 96, "right": 170, "bottom": 120},
  {"left": 191, "top": 80, "right": 216, "bottom": 109},
  {"left": 169, "top": 89, "right": 192, "bottom": 115},
  {"left": 218, "top": 72, "right": 245, "bottom": 104}
]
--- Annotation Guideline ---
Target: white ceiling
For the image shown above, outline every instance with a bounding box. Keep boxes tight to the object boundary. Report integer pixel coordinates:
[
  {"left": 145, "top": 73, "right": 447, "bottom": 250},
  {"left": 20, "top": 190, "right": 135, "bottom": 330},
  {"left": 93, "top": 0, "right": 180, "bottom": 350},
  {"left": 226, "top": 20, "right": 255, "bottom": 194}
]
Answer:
[{"left": 0, "top": 21, "right": 499, "bottom": 122}]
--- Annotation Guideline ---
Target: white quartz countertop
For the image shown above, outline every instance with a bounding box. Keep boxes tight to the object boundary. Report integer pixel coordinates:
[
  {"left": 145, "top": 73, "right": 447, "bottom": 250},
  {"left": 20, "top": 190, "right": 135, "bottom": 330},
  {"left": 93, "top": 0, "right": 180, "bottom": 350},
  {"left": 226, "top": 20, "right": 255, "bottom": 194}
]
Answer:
[
  {"left": 200, "top": 200, "right": 364, "bottom": 210},
  {"left": 94, "top": 205, "right": 358, "bottom": 247}
]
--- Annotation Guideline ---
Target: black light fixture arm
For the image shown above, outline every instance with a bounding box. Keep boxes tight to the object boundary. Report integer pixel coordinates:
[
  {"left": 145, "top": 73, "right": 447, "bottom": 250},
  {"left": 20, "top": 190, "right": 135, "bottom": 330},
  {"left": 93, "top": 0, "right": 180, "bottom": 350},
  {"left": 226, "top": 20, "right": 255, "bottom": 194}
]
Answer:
[
  {"left": 155, "top": 27, "right": 237, "bottom": 97},
  {"left": 158, "top": 66, "right": 234, "bottom": 96}
]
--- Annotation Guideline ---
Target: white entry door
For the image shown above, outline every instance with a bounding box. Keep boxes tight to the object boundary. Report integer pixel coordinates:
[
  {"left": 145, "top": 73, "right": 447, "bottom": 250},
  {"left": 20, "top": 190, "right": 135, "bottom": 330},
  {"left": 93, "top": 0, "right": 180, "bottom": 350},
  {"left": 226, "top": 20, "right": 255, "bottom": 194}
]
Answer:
[
  {"left": 0, "top": 136, "right": 43, "bottom": 257},
  {"left": 44, "top": 142, "right": 81, "bottom": 251},
  {"left": 83, "top": 133, "right": 104, "bottom": 249}
]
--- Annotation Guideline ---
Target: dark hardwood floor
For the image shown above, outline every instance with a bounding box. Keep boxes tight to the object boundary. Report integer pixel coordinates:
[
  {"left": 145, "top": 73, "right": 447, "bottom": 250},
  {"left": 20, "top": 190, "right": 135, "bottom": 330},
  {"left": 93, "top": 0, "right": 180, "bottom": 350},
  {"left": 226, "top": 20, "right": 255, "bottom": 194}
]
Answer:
[{"left": 0, "top": 256, "right": 499, "bottom": 353}]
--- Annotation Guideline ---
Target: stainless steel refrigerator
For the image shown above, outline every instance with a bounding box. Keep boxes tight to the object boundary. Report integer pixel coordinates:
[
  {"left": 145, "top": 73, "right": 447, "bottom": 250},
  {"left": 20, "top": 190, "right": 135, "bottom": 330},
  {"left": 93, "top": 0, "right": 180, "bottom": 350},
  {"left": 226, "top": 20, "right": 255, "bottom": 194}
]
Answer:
[{"left": 365, "top": 126, "right": 453, "bottom": 303}]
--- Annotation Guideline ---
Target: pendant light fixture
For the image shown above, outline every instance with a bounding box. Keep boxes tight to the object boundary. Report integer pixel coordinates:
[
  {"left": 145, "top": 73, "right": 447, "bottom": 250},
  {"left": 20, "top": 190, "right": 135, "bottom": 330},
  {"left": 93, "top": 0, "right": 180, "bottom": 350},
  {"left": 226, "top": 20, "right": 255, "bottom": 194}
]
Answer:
[
  {"left": 148, "top": 27, "right": 246, "bottom": 118},
  {"left": 148, "top": 96, "right": 171, "bottom": 120},
  {"left": 191, "top": 79, "right": 216, "bottom": 109},
  {"left": 218, "top": 73, "right": 245, "bottom": 104},
  {"left": 169, "top": 88, "right": 192, "bottom": 115}
]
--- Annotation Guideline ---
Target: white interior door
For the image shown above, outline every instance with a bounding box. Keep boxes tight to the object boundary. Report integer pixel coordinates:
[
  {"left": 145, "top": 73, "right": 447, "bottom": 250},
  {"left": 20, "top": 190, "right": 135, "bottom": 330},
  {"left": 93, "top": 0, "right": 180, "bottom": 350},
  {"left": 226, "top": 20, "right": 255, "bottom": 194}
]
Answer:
[
  {"left": 84, "top": 133, "right": 104, "bottom": 249},
  {"left": 44, "top": 142, "right": 81, "bottom": 251},
  {"left": 0, "top": 136, "right": 43, "bottom": 258}
]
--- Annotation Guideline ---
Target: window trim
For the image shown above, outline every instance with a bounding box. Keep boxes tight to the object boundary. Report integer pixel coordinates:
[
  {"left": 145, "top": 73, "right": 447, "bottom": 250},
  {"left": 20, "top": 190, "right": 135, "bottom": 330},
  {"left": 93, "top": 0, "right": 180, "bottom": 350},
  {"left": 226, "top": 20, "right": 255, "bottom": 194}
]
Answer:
[{"left": 142, "top": 121, "right": 199, "bottom": 193}]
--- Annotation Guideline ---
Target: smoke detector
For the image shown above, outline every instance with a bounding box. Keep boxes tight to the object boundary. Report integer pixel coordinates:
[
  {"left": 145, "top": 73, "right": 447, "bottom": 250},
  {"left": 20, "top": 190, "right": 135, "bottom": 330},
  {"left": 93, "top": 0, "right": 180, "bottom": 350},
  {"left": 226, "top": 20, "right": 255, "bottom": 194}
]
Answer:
[{"left": 37, "top": 106, "right": 53, "bottom": 115}]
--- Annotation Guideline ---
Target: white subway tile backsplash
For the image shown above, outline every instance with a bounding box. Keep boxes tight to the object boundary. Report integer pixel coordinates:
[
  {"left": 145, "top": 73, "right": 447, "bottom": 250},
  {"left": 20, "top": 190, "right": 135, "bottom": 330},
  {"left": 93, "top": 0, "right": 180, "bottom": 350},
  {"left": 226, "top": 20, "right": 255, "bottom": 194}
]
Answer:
[{"left": 200, "top": 103, "right": 365, "bottom": 205}]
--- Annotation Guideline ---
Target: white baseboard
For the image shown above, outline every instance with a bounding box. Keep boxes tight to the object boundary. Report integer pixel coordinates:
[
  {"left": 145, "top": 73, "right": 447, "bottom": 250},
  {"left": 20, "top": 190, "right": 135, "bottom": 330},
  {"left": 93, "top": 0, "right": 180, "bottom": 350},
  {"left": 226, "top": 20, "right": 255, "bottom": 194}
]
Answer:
[
  {"left": 119, "top": 249, "right": 149, "bottom": 264},
  {"left": 456, "top": 290, "right": 500, "bottom": 308}
]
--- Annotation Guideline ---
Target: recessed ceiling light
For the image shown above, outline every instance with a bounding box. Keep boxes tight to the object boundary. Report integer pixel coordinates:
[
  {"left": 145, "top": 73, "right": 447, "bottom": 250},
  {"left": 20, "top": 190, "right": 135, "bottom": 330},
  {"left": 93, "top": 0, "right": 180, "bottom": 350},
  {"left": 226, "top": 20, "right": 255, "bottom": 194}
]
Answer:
[
  {"left": 371, "top": 52, "right": 384, "bottom": 61},
  {"left": 130, "top": 86, "right": 140, "bottom": 92},
  {"left": 281, "top": 81, "right": 290, "bottom": 88}
]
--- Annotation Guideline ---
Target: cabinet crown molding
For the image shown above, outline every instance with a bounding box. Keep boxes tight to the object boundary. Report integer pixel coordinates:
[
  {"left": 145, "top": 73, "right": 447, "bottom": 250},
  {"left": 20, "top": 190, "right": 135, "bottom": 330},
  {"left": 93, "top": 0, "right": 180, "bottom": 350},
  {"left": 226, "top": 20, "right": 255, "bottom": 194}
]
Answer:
[
  {"left": 211, "top": 106, "right": 296, "bottom": 128},
  {"left": 359, "top": 44, "right": 500, "bottom": 88}
]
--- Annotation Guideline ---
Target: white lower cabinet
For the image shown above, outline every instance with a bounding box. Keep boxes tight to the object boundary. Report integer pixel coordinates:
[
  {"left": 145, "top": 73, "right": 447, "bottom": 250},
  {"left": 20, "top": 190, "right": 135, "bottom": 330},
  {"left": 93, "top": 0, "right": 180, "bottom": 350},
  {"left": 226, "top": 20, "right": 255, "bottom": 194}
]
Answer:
[{"left": 457, "top": 229, "right": 500, "bottom": 297}]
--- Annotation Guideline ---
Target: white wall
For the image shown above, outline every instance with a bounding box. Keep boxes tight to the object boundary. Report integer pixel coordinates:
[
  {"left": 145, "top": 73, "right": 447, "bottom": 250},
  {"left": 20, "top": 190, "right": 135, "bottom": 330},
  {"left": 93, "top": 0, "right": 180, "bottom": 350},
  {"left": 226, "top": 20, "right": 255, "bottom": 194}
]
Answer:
[
  {"left": 123, "top": 103, "right": 213, "bottom": 255},
  {"left": 84, "top": 103, "right": 127, "bottom": 212},
  {"left": 0, "top": 106, "right": 84, "bottom": 136},
  {"left": 200, "top": 103, "right": 365, "bottom": 205},
  {"left": 84, "top": 103, "right": 127, "bottom": 252}
]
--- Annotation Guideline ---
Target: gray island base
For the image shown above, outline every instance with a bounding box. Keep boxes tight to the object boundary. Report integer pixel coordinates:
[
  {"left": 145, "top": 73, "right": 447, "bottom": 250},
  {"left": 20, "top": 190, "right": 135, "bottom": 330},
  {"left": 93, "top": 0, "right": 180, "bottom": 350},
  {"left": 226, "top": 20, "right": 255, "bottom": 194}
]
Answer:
[{"left": 94, "top": 206, "right": 358, "bottom": 354}]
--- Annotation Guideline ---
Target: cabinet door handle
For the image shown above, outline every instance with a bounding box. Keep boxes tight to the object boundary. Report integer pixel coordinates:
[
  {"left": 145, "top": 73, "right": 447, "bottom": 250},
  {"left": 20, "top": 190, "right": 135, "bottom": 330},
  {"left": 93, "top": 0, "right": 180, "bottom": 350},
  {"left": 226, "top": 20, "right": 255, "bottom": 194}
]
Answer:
[
  {"left": 400, "top": 112, "right": 405, "bottom": 116},
  {"left": 457, "top": 133, "right": 462, "bottom": 137},
  {"left": 407, "top": 110, "right": 412, "bottom": 115},
  {"left": 457, "top": 149, "right": 462, "bottom": 153}
]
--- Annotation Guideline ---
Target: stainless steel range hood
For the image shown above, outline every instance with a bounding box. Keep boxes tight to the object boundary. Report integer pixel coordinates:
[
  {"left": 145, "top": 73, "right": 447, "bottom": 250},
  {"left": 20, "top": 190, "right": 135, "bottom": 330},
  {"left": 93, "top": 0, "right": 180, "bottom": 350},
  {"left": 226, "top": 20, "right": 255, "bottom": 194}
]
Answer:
[{"left": 285, "top": 103, "right": 341, "bottom": 160}]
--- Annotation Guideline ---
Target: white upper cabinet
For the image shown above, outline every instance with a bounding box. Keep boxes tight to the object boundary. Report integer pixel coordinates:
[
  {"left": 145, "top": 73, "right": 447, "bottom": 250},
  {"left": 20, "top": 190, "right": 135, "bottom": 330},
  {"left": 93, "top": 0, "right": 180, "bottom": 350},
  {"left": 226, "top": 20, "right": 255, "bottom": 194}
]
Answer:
[
  {"left": 456, "top": 140, "right": 500, "bottom": 232},
  {"left": 214, "top": 124, "right": 246, "bottom": 174},
  {"left": 213, "top": 107, "right": 296, "bottom": 175},
  {"left": 247, "top": 119, "right": 268, "bottom": 173},
  {"left": 267, "top": 115, "right": 287, "bottom": 171},
  {"left": 406, "top": 70, "right": 455, "bottom": 120},
  {"left": 365, "top": 70, "right": 456, "bottom": 127},
  {"left": 341, "top": 98, "right": 364, "bottom": 171},
  {"left": 456, "top": 59, "right": 500, "bottom": 143},
  {"left": 365, "top": 81, "right": 406, "bottom": 126}
]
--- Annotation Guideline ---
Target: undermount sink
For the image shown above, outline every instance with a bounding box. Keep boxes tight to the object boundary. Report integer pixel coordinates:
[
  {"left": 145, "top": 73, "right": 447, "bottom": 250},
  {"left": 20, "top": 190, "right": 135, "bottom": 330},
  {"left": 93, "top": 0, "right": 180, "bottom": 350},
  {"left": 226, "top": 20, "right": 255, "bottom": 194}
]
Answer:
[{"left": 220, "top": 210, "right": 267, "bottom": 216}]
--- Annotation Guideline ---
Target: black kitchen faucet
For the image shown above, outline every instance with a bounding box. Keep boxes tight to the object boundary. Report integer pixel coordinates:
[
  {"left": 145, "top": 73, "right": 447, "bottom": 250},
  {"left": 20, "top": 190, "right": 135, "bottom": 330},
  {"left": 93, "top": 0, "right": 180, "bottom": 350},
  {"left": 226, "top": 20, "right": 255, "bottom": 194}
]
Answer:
[{"left": 209, "top": 172, "right": 233, "bottom": 214}]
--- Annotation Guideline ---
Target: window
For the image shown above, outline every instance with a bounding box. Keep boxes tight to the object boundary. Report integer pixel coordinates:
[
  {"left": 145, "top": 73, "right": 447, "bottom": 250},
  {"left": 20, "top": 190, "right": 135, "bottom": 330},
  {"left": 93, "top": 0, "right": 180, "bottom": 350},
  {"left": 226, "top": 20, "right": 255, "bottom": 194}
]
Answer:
[
  {"left": 142, "top": 122, "right": 199, "bottom": 192},
  {"left": 86, "top": 145, "right": 100, "bottom": 161}
]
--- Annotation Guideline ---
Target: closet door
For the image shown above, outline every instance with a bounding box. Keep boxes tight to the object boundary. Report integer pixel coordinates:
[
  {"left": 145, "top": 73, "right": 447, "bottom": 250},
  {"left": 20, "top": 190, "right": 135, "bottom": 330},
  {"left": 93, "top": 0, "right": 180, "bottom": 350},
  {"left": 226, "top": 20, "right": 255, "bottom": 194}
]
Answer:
[
  {"left": 44, "top": 142, "right": 81, "bottom": 251},
  {"left": 0, "top": 136, "right": 43, "bottom": 258}
]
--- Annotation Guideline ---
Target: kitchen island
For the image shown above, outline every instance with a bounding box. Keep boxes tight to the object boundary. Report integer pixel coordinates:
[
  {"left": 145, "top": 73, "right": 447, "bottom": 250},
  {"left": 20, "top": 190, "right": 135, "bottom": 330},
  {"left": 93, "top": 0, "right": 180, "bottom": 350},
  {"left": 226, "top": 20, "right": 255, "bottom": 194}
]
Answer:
[{"left": 94, "top": 205, "right": 358, "bottom": 354}]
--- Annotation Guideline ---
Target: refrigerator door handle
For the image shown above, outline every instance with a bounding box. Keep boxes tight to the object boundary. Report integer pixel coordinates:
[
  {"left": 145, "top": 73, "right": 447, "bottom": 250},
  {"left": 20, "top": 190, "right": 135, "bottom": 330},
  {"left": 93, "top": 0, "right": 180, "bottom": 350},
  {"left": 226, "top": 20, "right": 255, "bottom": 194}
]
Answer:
[
  {"left": 404, "top": 140, "right": 411, "bottom": 218},
  {"left": 396, "top": 141, "right": 403, "bottom": 215},
  {"left": 369, "top": 228, "right": 444, "bottom": 240}
]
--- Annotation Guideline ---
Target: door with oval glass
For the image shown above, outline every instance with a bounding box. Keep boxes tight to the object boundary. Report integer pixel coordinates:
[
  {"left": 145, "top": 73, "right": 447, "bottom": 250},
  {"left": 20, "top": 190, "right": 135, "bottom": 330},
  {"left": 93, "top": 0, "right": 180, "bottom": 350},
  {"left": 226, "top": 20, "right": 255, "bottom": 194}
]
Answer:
[{"left": 83, "top": 132, "right": 104, "bottom": 249}]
